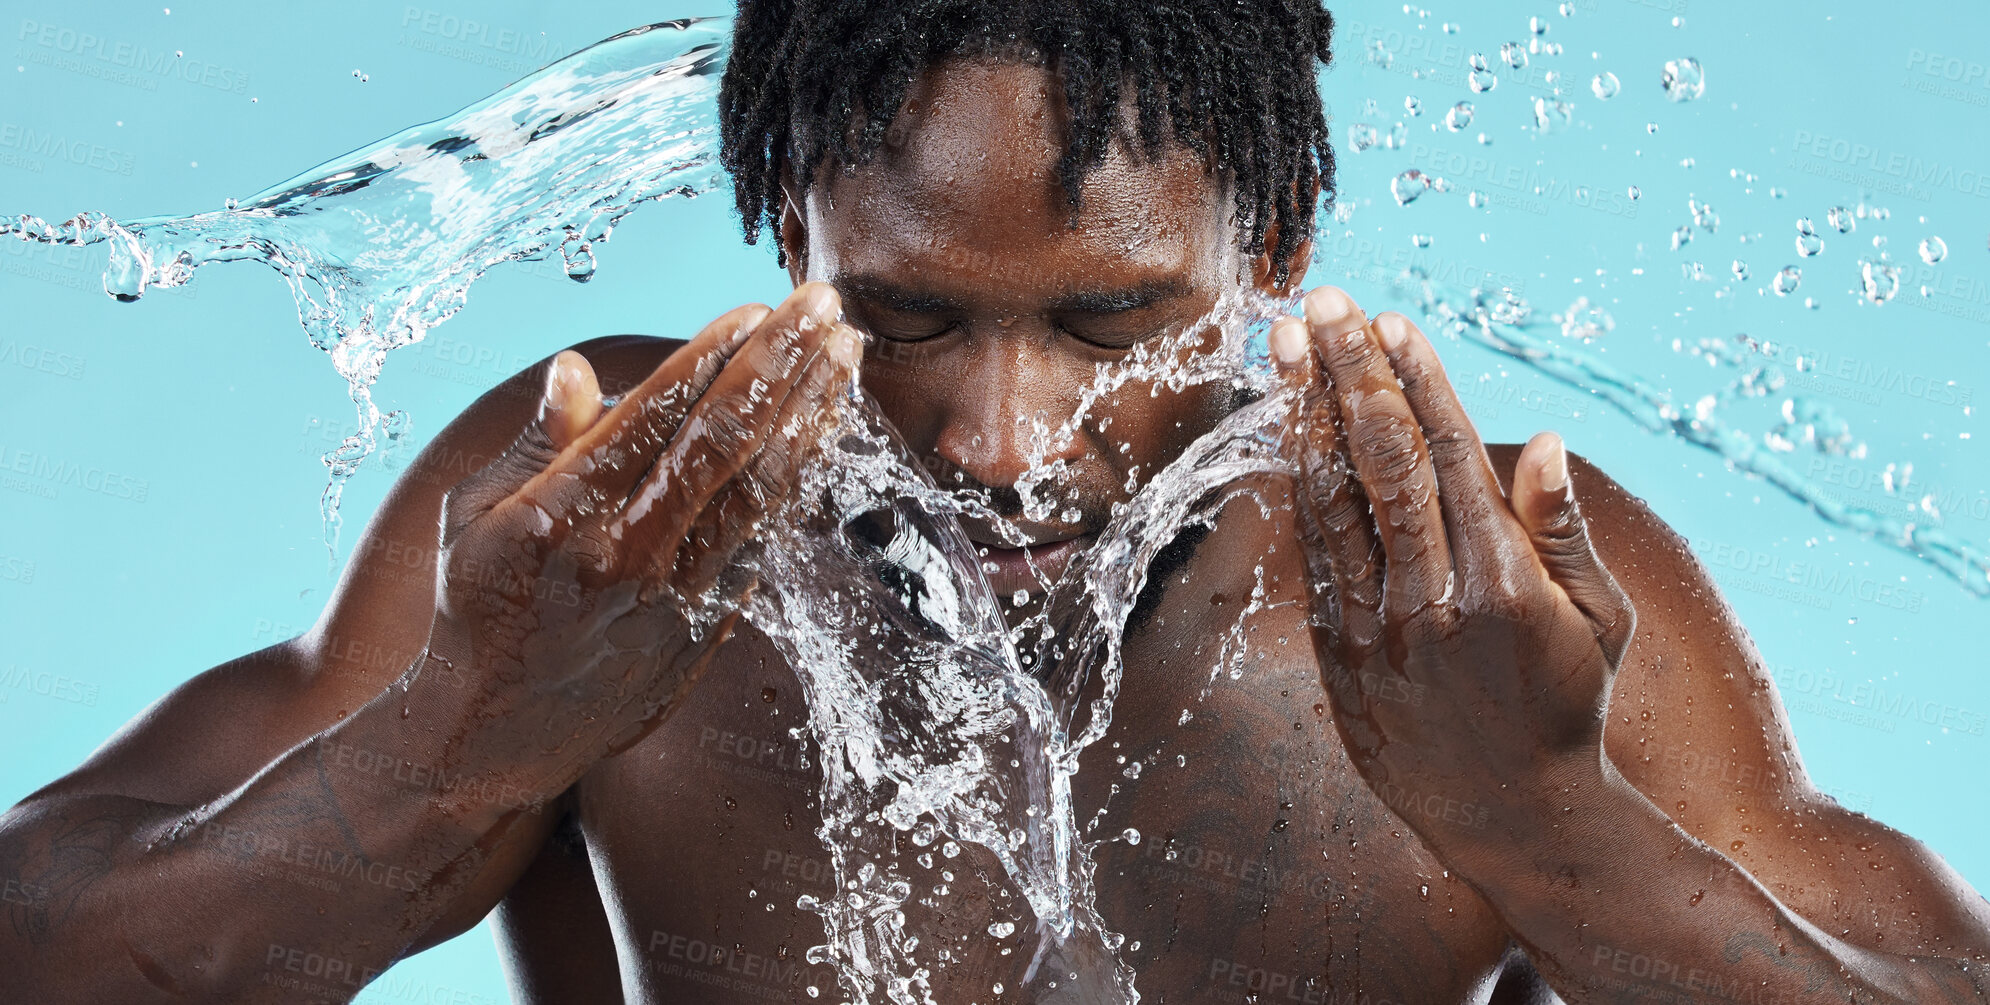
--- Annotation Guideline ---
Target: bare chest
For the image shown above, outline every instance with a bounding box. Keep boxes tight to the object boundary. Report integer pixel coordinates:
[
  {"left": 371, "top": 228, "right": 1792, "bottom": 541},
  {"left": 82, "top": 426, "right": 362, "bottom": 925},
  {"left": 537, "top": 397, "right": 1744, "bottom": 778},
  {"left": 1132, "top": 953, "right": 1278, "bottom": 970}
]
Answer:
[{"left": 578, "top": 605, "right": 1516, "bottom": 1004}]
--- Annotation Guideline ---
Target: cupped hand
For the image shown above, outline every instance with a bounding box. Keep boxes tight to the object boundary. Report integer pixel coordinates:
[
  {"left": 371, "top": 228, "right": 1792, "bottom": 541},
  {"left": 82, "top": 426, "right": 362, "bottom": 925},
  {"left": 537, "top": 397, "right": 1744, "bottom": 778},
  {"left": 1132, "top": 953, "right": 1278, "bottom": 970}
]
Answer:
[
  {"left": 1269, "top": 287, "right": 1635, "bottom": 859},
  {"left": 427, "top": 281, "right": 861, "bottom": 775}
]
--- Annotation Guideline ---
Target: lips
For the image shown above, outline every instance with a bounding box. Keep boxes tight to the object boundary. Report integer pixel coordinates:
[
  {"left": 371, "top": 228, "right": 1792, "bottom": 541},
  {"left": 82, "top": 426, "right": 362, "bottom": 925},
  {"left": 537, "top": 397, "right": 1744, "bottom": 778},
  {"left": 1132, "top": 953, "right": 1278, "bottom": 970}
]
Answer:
[{"left": 971, "top": 534, "right": 1093, "bottom": 600}]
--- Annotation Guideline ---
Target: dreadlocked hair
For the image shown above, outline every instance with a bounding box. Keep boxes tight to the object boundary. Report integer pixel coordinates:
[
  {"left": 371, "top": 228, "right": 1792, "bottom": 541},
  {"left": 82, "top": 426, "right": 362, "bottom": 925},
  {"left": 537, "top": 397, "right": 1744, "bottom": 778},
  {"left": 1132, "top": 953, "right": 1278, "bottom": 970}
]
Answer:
[{"left": 717, "top": 0, "right": 1336, "bottom": 284}]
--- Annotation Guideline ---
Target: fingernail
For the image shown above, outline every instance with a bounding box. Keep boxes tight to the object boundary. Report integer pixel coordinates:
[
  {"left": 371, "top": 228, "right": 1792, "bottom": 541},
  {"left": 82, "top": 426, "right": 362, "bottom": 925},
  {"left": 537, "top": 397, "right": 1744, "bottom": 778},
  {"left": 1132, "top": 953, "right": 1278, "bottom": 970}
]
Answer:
[
  {"left": 829, "top": 325, "right": 864, "bottom": 370},
  {"left": 1539, "top": 434, "right": 1569, "bottom": 493},
  {"left": 1375, "top": 314, "right": 1411, "bottom": 353},
  {"left": 1269, "top": 318, "right": 1309, "bottom": 367},
  {"left": 542, "top": 351, "right": 579, "bottom": 412},
  {"left": 801, "top": 282, "right": 840, "bottom": 328},
  {"left": 1303, "top": 286, "right": 1356, "bottom": 326}
]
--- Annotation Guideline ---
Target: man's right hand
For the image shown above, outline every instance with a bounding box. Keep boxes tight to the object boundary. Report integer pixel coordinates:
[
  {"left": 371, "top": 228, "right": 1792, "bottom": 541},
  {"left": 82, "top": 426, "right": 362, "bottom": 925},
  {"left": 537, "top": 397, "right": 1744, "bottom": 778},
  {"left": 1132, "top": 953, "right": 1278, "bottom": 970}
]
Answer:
[{"left": 426, "top": 281, "right": 859, "bottom": 784}]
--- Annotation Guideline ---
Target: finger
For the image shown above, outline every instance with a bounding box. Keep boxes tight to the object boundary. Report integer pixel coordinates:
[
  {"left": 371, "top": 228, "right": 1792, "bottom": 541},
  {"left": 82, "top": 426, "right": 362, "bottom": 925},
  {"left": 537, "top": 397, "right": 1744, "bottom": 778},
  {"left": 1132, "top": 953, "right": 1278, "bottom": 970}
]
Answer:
[
  {"left": 441, "top": 349, "right": 608, "bottom": 541},
  {"left": 1371, "top": 313, "right": 1532, "bottom": 587},
  {"left": 1513, "top": 432, "right": 1636, "bottom": 662},
  {"left": 673, "top": 322, "right": 863, "bottom": 594},
  {"left": 533, "top": 298, "right": 791, "bottom": 509},
  {"left": 1306, "top": 287, "right": 1451, "bottom": 617},
  {"left": 1271, "top": 317, "right": 1384, "bottom": 667},
  {"left": 541, "top": 349, "right": 605, "bottom": 450},
  {"left": 613, "top": 283, "right": 845, "bottom": 581}
]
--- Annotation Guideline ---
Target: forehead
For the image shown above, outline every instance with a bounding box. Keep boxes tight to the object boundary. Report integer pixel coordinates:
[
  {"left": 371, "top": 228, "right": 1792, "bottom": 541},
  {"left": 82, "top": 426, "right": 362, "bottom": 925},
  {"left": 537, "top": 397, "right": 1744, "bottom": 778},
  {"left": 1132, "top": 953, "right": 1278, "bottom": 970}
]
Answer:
[{"left": 801, "top": 57, "right": 1234, "bottom": 300}]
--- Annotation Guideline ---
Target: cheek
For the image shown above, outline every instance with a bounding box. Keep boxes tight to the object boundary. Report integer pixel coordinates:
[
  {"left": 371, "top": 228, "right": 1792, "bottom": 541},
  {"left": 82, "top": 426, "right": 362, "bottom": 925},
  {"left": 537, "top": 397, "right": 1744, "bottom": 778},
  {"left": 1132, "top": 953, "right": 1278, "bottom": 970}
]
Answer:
[
  {"left": 1088, "top": 380, "right": 1234, "bottom": 476},
  {"left": 858, "top": 353, "right": 938, "bottom": 443}
]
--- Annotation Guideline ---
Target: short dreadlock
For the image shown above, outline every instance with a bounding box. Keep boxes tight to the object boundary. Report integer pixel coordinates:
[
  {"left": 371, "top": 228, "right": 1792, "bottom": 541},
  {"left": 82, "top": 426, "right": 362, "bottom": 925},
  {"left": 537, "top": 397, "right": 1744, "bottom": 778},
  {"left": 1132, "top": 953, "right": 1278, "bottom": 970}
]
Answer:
[{"left": 717, "top": 1, "right": 1336, "bottom": 284}]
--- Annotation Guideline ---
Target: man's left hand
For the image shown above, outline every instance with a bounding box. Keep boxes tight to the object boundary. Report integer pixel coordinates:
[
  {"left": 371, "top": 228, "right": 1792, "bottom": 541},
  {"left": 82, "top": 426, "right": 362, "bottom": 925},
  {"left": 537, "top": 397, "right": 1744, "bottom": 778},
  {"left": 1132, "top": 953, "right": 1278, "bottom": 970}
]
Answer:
[{"left": 1270, "top": 286, "right": 1637, "bottom": 864}]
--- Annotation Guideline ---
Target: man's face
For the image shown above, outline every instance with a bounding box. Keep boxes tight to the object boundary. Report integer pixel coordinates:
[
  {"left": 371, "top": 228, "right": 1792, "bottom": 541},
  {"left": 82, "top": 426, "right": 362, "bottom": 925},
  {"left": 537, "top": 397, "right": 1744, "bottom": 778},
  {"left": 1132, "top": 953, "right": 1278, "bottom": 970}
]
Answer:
[{"left": 785, "top": 57, "right": 1303, "bottom": 601}]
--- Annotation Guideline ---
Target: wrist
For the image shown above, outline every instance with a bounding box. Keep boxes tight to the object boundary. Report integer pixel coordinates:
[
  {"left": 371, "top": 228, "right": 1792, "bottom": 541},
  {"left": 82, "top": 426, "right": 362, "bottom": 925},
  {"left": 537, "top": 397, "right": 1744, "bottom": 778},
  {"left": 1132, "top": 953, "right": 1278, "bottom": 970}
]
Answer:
[
  {"left": 1437, "top": 744, "right": 1629, "bottom": 885},
  {"left": 323, "top": 638, "right": 564, "bottom": 831}
]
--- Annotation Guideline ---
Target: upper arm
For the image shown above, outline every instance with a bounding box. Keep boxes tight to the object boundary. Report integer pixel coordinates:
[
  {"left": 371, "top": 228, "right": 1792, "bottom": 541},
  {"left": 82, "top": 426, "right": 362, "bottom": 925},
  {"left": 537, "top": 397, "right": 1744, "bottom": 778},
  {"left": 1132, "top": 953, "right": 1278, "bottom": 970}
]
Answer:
[
  {"left": 15, "top": 334, "right": 682, "bottom": 951},
  {"left": 1490, "top": 444, "right": 1990, "bottom": 959}
]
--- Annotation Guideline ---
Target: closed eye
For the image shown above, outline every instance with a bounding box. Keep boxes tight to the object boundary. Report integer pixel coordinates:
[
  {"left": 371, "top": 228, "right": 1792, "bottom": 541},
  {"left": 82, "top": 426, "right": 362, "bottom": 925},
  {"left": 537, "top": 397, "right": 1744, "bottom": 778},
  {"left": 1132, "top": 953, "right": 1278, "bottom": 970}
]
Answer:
[{"left": 868, "top": 317, "right": 962, "bottom": 343}]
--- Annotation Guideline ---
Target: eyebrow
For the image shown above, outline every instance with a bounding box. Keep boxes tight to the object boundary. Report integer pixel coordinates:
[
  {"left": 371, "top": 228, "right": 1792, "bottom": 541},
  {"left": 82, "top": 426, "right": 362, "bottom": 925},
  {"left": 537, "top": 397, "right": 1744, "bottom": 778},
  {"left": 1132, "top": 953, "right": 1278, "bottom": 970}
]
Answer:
[
  {"left": 835, "top": 275, "right": 965, "bottom": 315},
  {"left": 835, "top": 274, "right": 1191, "bottom": 315}
]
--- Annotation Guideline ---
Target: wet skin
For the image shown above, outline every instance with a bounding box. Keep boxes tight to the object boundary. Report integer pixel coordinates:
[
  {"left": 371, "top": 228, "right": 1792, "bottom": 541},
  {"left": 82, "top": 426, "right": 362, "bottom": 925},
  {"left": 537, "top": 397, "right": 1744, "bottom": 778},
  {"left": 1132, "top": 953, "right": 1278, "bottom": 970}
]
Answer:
[{"left": 5, "top": 56, "right": 1990, "bottom": 1005}]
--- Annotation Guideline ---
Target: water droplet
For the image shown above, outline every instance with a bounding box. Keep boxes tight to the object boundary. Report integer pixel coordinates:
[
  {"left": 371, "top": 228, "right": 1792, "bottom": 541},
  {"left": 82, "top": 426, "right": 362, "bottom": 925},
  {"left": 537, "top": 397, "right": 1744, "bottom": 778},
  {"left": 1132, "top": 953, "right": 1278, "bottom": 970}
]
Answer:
[
  {"left": 1501, "top": 42, "right": 1529, "bottom": 70},
  {"left": 1627, "top": 185, "right": 1642, "bottom": 200},
  {"left": 1469, "top": 52, "right": 1491, "bottom": 72},
  {"left": 1672, "top": 226, "right": 1693, "bottom": 250},
  {"left": 1560, "top": 297, "right": 1615, "bottom": 339},
  {"left": 1530, "top": 16, "right": 1550, "bottom": 34},
  {"left": 1349, "top": 123, "right": 1380, "bottom": 153},
  {"left": 1011, "top": 590, "right": 1029, "bottom": 607},
  {"left": 1411, "top": 234, "right": 1434, "bottom": 248},
  {"left": 1591, "top": 71, "right": 1621, "bottom": 100},
  {"left": 1859, "top": 258, "right": 1901, "bottom": 304},
  {"left": 987, "top": 921, "right": 1016, "bottom": 939},
  {"left": 1661, "top": 57, "right": 1705, "bottom": 102},
  {"left": 1773, "top": 266, "right": 1801, "bottom": 296},
  {"left": 1691, "top": 199, "right": 1720, "bottom": 233},
  {"left": 1827, "top": 206, "right": 1856, "bottom": 234},
  {"left": 1468, "top": 190, "right": 1489, "bottom": 209},
  {"left": 1532, "top": 97, "right": 1573, "bottom": 133},
  {"left": 1121, "top": 828, "right": 1142, "bottom": 845},
  {"left": 1469, "top": 68, "right": 1499, "bottom": 93},
  {"left": 1560, "top": 1, "right": 1575, "bottom": 14},
  {"left": 1731, "top": 260, "right": 1749, "bottom": 282},
  {"left": 1919, "top": 236, "right": 1948, "bottom": 265},
  {"left": 1404, "top": 95, "right": 1423, "bottom": 117},
  {"left": 1795, "top": 218, "right": 1824, "bottom": 257},
  {"left": 1445, "top": 101, "right": 1475, "bottom": 131},
  {"left": 1391, "top": 169, "right": 1432, "bottom": 206},
  {"left": 1369, "top": 39, "right": 1394, "bottom": 68}
]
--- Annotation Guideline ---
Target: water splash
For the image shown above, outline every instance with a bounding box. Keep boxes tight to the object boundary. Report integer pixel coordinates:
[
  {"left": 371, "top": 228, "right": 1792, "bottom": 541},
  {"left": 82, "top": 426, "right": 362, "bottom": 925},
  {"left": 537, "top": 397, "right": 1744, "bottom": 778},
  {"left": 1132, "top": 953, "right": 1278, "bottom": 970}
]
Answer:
[
  {"left": 1390, "top": 269, "right": 1990, "bottom": 596},
  {"left": 2, "top": 18, "right": 731, "bottom": 552}
]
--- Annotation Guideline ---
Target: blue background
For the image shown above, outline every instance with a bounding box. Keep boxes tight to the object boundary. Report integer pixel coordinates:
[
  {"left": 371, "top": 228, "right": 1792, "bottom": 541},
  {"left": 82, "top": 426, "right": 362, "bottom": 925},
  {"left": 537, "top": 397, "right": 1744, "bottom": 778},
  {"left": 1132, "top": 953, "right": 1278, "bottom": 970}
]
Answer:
[{"left": 1, "top": 1, "right": 1984, "bottom": 1000}]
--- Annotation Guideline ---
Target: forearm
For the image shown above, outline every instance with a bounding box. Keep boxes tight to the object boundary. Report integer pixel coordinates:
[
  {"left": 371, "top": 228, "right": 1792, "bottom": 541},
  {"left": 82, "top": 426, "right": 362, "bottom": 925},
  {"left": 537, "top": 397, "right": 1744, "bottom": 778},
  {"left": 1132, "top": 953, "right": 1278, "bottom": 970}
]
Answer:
[
  {"left": 1457, "top": 757, "right": 1986, "bottom": 1004},
  {"left": 0, "top": 651, "right": 568, "bottom": 1002}
]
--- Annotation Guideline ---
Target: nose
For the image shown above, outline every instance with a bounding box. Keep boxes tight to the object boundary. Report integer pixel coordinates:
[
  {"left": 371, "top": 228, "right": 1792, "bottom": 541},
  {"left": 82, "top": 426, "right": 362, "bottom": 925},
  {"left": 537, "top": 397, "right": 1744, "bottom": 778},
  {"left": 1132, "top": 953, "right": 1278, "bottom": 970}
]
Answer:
[{"left": 931, "top": 339, "right": 1086, "bottom": 491}]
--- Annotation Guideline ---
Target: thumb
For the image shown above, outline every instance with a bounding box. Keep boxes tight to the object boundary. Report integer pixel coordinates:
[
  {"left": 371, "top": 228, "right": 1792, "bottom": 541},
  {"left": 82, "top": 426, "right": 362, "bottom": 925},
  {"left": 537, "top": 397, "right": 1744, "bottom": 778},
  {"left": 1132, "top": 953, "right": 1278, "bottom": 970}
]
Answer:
[
  {"left": 442, "top": 350, "right": 604, "bottom": 540},
  {"left": 538, "top": 349, "right": 603, "bottom": 450},
  {"left": 1513, "top": 432, "right": 1634, "bottom": 662}
]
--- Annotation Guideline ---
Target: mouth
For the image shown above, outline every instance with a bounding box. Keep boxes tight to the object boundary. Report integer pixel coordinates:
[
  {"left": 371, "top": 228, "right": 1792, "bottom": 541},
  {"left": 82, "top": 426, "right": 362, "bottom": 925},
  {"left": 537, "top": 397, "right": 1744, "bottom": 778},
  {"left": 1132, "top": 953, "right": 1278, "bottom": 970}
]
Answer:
[{"left": 970, "top": 533, "right": 1095, "bottom": 601}]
